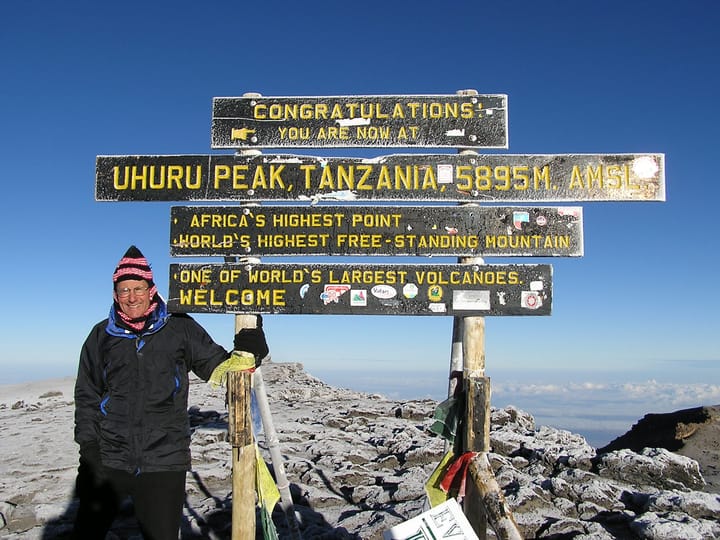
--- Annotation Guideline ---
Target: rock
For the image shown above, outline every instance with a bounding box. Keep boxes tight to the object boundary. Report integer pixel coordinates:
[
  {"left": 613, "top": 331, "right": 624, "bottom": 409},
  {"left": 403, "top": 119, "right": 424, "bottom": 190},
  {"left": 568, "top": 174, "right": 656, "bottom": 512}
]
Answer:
[
  {"left": 1, "top": 363, "right": 719, "bottom": 540},
  {"left": 629, "top": 511, "right": 720, "bottom": 540},
  {"left": 599, "top": 406, "right": 711, "bottom": 453},
  {"left": 646, "top": 490, "right": 720, "bottom": 520},
  {"left": 596, "top": 447, "right": 706, "bottom": 491},
  {"left": 599, "top": 405, "right": 720, "bottom": 493}
]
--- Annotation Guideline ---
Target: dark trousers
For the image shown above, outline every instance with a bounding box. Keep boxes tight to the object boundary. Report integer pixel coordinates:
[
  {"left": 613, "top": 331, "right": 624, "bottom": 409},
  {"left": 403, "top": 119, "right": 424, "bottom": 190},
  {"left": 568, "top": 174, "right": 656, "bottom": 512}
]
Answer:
[{"left": 73, "top": 462, "right": 186, "bottom": 540}]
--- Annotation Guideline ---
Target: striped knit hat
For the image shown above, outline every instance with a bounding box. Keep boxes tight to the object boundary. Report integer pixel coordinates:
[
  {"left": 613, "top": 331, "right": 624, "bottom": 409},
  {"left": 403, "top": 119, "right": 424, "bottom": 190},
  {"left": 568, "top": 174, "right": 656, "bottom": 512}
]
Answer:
[
  {"left": 112, "top": 246, "right": 160, "bottom": 332},
  {"left": 113, "top": 245, "right": 155, "bottom": 287}
]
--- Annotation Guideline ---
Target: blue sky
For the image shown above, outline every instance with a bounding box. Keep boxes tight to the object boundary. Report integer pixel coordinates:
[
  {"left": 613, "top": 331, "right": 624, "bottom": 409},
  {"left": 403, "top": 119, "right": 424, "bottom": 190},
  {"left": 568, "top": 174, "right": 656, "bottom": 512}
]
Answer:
[{"left": 1, "top": 0, "right": 719, "bottom": 417}]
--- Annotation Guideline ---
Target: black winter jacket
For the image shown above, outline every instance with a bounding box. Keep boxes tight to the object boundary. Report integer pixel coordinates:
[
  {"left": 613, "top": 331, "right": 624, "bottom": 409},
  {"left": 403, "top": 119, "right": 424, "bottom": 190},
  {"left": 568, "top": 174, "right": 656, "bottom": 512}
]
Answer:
[{"left": 74, "top": 301, "right": 229, "bottom": 473}]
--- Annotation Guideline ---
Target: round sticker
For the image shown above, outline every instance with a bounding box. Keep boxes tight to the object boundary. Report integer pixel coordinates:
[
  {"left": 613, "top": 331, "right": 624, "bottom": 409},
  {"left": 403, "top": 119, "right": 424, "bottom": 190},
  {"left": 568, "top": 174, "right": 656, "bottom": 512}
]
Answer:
[{"left": 403, "top": 283, "right": 419, "bottom": 299}]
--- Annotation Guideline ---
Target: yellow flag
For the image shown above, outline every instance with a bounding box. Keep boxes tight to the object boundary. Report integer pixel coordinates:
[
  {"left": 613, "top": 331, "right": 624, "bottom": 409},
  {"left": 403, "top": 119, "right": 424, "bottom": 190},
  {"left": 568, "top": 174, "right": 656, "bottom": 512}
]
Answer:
[
  {"left": 208, "top": 351, "right": 256, "bottom": 389},
  {"left": 256, "top": 446, "right": 280, "bottom": 513},
  {"left": 424, "top": 450, "right": 454, "bottom": 507}
]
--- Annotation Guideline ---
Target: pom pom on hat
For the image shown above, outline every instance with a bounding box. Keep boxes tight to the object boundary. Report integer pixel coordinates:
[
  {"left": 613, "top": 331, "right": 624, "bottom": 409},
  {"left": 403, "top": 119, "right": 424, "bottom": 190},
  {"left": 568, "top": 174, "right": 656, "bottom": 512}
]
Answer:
[{"left": 113, "top": 245, "right": 154, "bottom": 286}]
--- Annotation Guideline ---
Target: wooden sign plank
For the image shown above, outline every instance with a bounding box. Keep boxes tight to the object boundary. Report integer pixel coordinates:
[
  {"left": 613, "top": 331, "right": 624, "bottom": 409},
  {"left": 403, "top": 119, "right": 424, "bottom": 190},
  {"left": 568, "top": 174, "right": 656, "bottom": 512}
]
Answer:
[
  {"left": 170, "top": 205, "right": 583, "bottom": 257},
  {"left": 96, "top": 153, "right": 665, "bottom": 202},
  {"left": 167, "top": 262, "right": 552, "bottom": 316},
  {"left": 211, "top": 94, "right": 508, "bottom": 149}
]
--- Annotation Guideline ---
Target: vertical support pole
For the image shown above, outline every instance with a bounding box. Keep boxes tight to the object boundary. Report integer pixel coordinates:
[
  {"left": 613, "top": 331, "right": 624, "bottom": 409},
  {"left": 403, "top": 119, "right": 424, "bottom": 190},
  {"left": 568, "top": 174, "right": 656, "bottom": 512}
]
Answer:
[
  {"left": 226, "top": 98, "right": 282, "bottom": 540},
  {"left": 455, "top": 88, "right": 489, "bottom": 539},
  {"left": 447, "top": 317, "right": 464, "bottom": 400},
  {"left": 253, "top": 367, "right": 303, "bottom": 539},
  {"left": 461, "top": 261, "right": 489, "bottom": 540},
  {"left": 228, "top": 92, "right": 265, "bottom": 540},
  {"left": 462, "top": 314, "right": 490, "bottom": 452},
  {"left": 229, "top": 313, "right": 258, "bottom": 540}
]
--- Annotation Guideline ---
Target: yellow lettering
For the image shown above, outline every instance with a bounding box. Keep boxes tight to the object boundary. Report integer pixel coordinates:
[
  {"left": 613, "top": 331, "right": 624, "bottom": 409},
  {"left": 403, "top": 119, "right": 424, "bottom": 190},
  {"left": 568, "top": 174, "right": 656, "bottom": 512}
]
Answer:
[
  {"left": 330, "top": 104, "right": 344, "bottom": 119},
  {"left": 421, "top": 167, "right": 438, "bottom": 190},
  {"left": 179, "top": 286, "right": 286, "bottom": 307},
  {"left": 178, "top": 268, "right": 212, "bottom": 283},
  {"left": 569, "top": 166, "right": 584, "bottom": 189},
  {"left": 461, "top": 102, "right": 475, "bottom": 118},
  {"left": 113, "top": 165, "right": 202, "bottom": 190},
  {"left": 319, "top": 166, "right": 335, "bottom": 189},
  {"left": 356, "top": 165, "right": 373, "bottom": 190},
  {"left": 534, "top": 166, "right": 551, "bottom": 190},
  {"left": 300, "top": 164, "right": 316, "bottom": 189},
  {"left": 376, "top": 166, "right": 392, "bottom": 190}
]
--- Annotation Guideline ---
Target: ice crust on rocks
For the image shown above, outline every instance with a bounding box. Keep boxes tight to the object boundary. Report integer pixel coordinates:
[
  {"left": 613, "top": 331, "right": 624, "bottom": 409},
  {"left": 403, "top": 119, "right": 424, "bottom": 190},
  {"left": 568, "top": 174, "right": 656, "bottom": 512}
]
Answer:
[{"left": 0, "top": 362, "right": 718, "bottom": 539}]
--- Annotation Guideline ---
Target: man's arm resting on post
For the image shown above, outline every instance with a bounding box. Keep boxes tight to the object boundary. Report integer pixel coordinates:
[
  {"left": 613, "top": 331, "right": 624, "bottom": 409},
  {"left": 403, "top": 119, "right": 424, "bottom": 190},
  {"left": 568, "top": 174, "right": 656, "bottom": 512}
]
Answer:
[{"left": 209, "top": 318, "right": 270, "bottom": 387}]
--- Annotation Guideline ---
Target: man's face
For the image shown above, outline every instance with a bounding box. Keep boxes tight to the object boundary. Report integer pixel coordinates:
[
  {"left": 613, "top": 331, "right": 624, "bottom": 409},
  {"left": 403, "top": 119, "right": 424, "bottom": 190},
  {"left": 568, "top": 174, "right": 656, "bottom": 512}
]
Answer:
[{"left": 115, "top": 279, "right": 151, "bottom": 318}]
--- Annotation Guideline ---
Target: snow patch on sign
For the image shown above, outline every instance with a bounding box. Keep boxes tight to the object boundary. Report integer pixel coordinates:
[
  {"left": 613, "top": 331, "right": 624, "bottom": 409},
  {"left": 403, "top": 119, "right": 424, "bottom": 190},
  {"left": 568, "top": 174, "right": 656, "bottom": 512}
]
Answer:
[
  {"left": 299, "top": 190, "right": 358, "bottom": 204},
  {"left": 265, "top": 156, "right": 304, "bottom": 163},
  {"left": 337, "top": 118, "right": 371, "bottom": 127},
  {"left": 632, "top": 156, "right": 660, "bottom": 178}
]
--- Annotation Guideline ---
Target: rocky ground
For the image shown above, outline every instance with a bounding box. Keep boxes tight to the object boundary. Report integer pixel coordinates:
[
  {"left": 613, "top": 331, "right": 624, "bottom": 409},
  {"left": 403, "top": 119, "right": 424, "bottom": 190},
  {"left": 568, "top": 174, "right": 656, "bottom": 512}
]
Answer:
[{"left": 0, "top": 361, "right": 718, "bottom": 539}]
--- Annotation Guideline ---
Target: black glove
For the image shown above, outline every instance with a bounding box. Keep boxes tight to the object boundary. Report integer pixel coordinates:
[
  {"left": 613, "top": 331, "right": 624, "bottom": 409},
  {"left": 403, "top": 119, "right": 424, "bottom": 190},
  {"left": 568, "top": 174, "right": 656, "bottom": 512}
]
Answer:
[
  {"left": 77, "top": 443, "right": 109, "bottom": 493},
  {"left": 79, "top": 443, "right": 102, "bottom": 469},
  {"left": 234, "top": 319, "right": 269, "bottom": 366}
]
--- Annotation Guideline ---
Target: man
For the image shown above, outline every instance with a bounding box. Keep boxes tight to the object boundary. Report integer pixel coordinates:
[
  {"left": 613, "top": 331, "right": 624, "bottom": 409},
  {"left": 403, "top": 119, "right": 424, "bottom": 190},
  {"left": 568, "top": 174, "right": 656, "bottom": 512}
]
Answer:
[{"left": 73, "top": 246, "right": 268, "bottom": 539}]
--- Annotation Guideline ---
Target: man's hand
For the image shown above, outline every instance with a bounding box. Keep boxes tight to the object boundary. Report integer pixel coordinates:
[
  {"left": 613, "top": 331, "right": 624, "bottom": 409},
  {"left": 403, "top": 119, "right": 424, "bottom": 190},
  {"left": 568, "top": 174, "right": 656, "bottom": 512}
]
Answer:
[
  {"left": 233, "top": 317, "right": 269, "bottom": 365},
  {"left": 77, "top": 443, "right": 109, "bottom": 492}
]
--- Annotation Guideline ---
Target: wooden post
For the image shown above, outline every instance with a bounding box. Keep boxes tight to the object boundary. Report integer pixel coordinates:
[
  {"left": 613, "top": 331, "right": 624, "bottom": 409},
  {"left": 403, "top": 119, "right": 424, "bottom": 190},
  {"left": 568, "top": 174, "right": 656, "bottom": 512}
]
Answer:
[
  {"left": 454, "top": 87, "right": 520, "bottom": 538},
  {"left": 453, "top": 87, "right": 490, "bottom": 540},
  {"left": 225, "top": 112, "right": 301, "bottom": 538},
  {"left": 461, "top": 267, "right": 490, "bottom": 540},
  {"left": 462, "top": 315, "right": 490, "bottom": 451},
  {"left": 456, "top": 248, "right": 490, "bottom": 540},
  {"left": 228, "top": 315, "right": 258, "bottom": 539},
  {"left": 467, "top": 454, "right": 523, "bottom": 540}
]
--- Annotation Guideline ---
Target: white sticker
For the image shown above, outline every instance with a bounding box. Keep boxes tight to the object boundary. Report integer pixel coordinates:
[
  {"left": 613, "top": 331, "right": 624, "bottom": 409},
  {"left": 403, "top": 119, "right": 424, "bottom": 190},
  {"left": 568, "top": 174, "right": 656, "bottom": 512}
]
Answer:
[
  {"left": 437, "top": 164, "right": 454, "bottom": 184},
  {"left": 371, "top": 285, "right": 397, "bottom": 300},
  {"left": 521, "top": 291, "right": 542, "bottom": 309},
  {"left": 350, "top": 290, "right": 367, "bottom": 307},
  {"left": 403, "top": 283, "right": 419, "bottom": 299},
  {"left": 453, "top": 290, "right": 491, "bottom": 310}
]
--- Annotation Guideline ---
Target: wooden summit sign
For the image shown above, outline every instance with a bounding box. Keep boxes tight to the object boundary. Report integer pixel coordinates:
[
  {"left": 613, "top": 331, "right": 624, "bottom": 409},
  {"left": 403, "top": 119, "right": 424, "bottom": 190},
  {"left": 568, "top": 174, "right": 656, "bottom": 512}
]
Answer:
[
  {"left": 170, "top": 205, "right": 583, "bottom": 257},
  {"left": 95, "top": 153, "right": 665, "bottom": 202},
  {"left": 211, "top": 94, "right": 508, "bottom": 149},
  {"left": 167, "top": 262, "right": 552, "bottom": 316}
]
